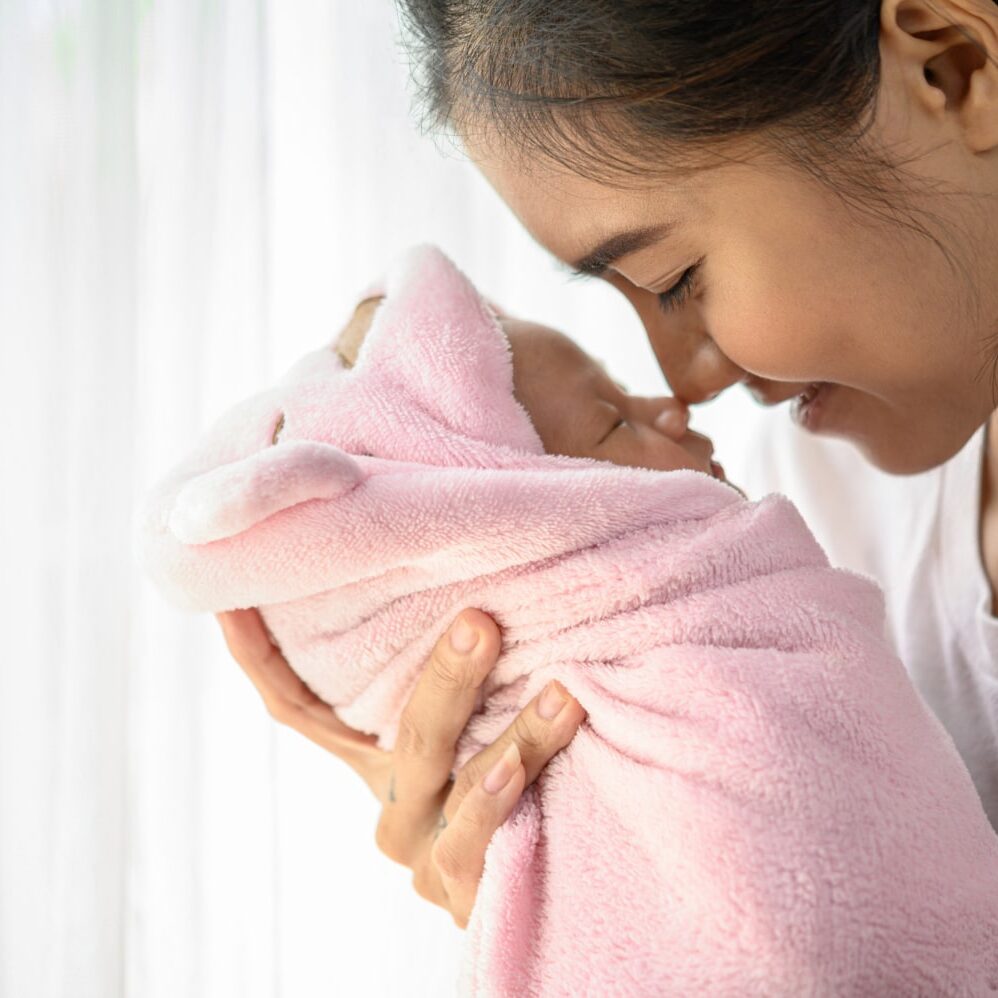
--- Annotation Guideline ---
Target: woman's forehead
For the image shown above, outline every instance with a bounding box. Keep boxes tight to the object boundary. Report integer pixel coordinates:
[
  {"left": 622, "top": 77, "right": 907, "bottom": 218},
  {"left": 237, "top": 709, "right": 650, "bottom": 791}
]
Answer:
[{"left": 466, "top": 136, "right": 709, "bottom": 264}]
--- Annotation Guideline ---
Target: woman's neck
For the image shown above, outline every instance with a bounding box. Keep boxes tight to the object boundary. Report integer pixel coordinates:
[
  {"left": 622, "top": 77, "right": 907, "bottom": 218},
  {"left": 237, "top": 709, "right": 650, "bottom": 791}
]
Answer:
[{"left": 978, "top": 409, "right": 998, "bottom": 615}]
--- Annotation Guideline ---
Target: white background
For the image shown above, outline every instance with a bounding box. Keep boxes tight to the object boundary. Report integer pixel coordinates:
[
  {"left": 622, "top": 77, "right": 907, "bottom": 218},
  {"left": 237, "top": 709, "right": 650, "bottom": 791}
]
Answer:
[{"left": 0, "top": 2, "right": 767, "bottom": 996}]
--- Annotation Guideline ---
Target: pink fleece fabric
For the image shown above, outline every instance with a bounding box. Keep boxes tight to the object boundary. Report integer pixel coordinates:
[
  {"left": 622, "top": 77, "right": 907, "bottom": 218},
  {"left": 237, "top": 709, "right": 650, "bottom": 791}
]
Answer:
[{"left": 135, "top": 245, "right": 998, "bottom": 996}]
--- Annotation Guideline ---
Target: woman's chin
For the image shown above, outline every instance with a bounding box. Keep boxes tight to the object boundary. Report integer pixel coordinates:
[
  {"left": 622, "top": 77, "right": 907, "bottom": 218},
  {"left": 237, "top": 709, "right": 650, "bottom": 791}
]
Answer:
[{"left": 799, "top": 390, "right": 985, "bottom": 476}]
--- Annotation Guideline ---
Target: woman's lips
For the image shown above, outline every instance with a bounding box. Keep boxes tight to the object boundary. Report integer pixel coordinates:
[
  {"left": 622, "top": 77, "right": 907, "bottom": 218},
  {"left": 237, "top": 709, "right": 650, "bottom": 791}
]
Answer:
[
  {"left": 790, "top": 382, "right": 829, "bottom": 431},
  {"left": 743, "top": 379, "right": 814, "bottom": 407}
]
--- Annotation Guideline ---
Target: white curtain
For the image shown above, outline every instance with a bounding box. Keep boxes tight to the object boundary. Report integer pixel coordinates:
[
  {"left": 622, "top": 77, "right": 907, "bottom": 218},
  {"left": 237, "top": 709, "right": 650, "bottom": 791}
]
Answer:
[{"left": 0, "top": 2, "right": 763, "bottom": 996}]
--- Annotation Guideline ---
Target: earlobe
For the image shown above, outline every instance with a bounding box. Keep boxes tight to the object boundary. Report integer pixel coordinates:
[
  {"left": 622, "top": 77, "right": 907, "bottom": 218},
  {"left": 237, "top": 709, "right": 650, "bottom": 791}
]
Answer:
[
  {"left": 881, "top": 0, "right": 998, "bottom": 151},
  {"left": 962, "top": 47, "right": 998, "bottom": 151}
]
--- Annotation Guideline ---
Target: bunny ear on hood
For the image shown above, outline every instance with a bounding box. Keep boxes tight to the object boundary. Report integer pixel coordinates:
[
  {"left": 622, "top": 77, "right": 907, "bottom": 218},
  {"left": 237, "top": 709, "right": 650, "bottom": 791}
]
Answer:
[
  {"left": 132, "top": 435, "right": 367, "bottom": 611},
  {"left": 168, "top": 440, "right": 363, "bottom": 545},
  {"left": 353, "top": 245, "right": 543, "bottom": 455}
]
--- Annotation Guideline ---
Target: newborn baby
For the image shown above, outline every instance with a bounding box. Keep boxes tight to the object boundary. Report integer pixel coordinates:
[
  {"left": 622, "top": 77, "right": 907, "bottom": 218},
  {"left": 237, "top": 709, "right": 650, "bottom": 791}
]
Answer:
[{"left": 136, "top": 245, "right": 998, "bottom": 997}]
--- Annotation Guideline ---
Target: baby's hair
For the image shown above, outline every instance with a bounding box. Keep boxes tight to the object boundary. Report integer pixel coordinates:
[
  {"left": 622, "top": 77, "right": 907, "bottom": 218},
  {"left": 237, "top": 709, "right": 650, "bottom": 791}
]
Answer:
[{"left": 335, "top": 296, "right": 384, "bottom": 368}]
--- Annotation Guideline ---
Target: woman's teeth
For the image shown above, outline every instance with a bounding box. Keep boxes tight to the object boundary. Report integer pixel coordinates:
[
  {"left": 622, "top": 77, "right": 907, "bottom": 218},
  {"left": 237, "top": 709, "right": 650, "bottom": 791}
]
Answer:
[
  {"left": 791, "top": 381, "right": 826, "bottom": 430},
  {"left": 799, "top": 382, "right": 822, "bottom": 406}
]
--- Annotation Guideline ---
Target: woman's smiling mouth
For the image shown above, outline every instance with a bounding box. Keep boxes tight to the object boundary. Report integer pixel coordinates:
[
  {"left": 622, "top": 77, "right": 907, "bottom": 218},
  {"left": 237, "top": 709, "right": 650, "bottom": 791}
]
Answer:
[{"left": 791, "top": 382, "right": 830, "bottom": 431}]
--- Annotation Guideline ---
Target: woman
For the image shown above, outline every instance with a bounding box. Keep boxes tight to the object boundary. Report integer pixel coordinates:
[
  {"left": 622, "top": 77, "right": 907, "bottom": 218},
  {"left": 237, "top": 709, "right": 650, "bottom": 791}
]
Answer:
[{"left": 217, "top": 0, "right": 998, "bottom": 929}]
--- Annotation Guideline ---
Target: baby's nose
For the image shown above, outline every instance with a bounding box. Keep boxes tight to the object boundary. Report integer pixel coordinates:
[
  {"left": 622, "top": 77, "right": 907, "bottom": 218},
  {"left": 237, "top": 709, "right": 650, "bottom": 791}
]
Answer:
[{"left": 651, "top": 399, "right": 690, "bottom": 440}]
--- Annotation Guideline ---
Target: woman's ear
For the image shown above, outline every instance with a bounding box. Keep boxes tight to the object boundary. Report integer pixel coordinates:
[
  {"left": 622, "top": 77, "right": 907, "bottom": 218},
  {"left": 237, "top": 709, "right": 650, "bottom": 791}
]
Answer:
[
  {"left": 169, "top": 440, "right": 363, "bottom": 545},
  {"left": 880, "top": 0, "right": 998, "bottom": 152}
]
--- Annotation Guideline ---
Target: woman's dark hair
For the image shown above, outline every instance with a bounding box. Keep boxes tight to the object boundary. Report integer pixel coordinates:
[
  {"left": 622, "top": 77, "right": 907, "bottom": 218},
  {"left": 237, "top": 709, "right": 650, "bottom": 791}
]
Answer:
[
  {"left": 398, "top": 2, "right": 998, "bottom": 196},
  {"left": 396, "top": 0, "right": 890, "bottom": 184}
]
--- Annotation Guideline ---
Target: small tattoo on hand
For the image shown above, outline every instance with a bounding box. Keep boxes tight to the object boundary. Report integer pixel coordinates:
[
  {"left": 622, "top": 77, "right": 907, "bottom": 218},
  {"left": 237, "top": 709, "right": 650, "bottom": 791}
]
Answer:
[{"left": 434, "top": 813, "right": 447, "bottom": 840}]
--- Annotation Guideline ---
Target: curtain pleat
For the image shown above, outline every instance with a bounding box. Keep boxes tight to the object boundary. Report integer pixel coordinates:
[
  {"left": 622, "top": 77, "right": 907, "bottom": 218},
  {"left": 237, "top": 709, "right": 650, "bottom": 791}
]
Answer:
[{"left": 0, "top": 2, "right": 759, "bottom": 996}]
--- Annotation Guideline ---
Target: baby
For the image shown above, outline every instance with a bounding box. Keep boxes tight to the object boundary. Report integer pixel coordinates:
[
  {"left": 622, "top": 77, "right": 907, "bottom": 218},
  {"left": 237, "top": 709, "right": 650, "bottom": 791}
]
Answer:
[{"left": 136, "top": 245, "right": 998, "bottom": 997}]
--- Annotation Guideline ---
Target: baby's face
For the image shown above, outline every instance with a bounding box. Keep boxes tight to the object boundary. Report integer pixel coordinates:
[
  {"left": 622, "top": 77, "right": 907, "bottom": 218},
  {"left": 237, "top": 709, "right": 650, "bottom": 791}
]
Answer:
[
  {"left": 501, "top": 319, "right": 725, "bottom": 481},
  {"left": 337, "top": 298, "right": 726, "bottom": 481}
]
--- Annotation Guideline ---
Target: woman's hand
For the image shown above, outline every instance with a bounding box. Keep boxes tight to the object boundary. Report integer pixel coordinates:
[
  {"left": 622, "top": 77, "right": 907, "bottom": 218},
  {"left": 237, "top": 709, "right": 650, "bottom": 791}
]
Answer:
[{"left": 215, "top": 606, "right": 587, "bottom": 928}]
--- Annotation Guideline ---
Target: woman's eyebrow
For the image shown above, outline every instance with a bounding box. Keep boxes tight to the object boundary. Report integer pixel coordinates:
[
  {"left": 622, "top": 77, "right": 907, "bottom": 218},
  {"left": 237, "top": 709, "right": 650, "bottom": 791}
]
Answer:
[{"left": 568, "top": 223, "right": 675, "bottom": 277}]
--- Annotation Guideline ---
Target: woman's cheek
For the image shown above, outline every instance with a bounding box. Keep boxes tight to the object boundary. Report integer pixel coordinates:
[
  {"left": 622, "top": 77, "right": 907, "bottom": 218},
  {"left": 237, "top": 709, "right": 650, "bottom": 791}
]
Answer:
[
  {"left": 703, "top": 302, "right": 805, "bottom": 382},
  {"left": 703, "top": 273, "right": 845, "bottom": 384}
]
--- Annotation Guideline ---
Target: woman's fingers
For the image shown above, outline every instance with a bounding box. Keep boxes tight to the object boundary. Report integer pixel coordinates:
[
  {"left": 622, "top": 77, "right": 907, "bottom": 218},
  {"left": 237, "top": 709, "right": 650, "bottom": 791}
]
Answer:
[
  {"left": 445, "top": 678, "right": 585, "bottom": 825},
  {"left": 218, "top": 608, "right": 308, "bottom": 714},
  {"left": 379, "top": 603, "right": 587, "bottom": 929},
  {"left": 431, "top": 680, "right": 586, "bottom": 927},
  {"left": 215, "top": 608, "right": 381, "bottom": 763},
  {"left": 379, "top": 609, "right": 502, "bottom": 862},
  {"left": 220, "top": 604, "right": 588, "bottom": 929},
  {"left": 428, "top": 743, "right": 528, "bottom": 927}
]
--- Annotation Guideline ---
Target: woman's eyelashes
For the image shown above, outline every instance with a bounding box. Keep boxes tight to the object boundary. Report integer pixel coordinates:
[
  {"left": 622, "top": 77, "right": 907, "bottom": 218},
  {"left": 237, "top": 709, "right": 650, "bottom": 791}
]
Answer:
[{"left": 656, "top": 257, "right": 704, "bottom": 313}]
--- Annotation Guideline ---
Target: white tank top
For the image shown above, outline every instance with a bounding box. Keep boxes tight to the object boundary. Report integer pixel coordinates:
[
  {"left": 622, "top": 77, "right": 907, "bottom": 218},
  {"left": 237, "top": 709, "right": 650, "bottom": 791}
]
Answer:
[{"left": 735, "top": 412, "right": 998, "bottom": 832}]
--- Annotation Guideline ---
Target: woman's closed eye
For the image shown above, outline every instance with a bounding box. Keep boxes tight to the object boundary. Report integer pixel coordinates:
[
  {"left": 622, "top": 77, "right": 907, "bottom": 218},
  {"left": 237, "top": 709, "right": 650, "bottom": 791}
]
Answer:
[{"left": 657, "top": 257, "right": 704, "bottom": 313}]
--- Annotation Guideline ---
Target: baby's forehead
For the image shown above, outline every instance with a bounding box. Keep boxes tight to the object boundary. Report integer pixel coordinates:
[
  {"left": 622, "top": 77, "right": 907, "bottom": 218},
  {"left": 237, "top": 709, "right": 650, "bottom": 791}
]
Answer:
[{"left": 500, "top": 319, "right": 603, "bottom": 374}]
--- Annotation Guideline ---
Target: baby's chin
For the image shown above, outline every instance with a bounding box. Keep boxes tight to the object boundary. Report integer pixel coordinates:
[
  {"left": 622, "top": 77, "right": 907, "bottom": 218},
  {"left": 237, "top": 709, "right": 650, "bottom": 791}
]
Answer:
[
  {"left": 673, "top": 457, "right": 745, "bottom": 496},
  {"left": 615, "top": 452, "right": 739, "bottom": 489},
  {"left": 621, "top": 451, "right": 721, "bottom": 479}
]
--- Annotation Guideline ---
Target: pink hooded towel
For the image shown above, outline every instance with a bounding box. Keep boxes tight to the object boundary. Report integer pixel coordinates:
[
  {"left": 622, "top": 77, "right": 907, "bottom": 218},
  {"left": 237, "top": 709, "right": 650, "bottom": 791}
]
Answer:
[{"left": 135, "top": 245, "right": 998, "bottom": 996}]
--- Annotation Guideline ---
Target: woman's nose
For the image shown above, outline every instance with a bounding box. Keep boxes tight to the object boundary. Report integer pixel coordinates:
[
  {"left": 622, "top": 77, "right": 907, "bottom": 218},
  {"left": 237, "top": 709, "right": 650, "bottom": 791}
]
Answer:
[
  {"left": 663, "top": 337, "right": 746, "bottom": 405},
  {"left": 649, "top": 399, "right": 689, "bottom": 440},
  {"left": 607, "top": 276, "right": 746, "bottom": 404}
]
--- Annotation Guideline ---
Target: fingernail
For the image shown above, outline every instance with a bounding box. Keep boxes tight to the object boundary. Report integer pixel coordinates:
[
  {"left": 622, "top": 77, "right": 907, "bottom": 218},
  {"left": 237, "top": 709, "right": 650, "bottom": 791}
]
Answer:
[
  {"left": 537, "top": 680, "right": 568, "bottom": 720},
  {"left": 450, "top": 616, "right": 479, "bottom": 653},
  {"left": 483, "top": 743, "right": 520, "bottom": 794}
]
